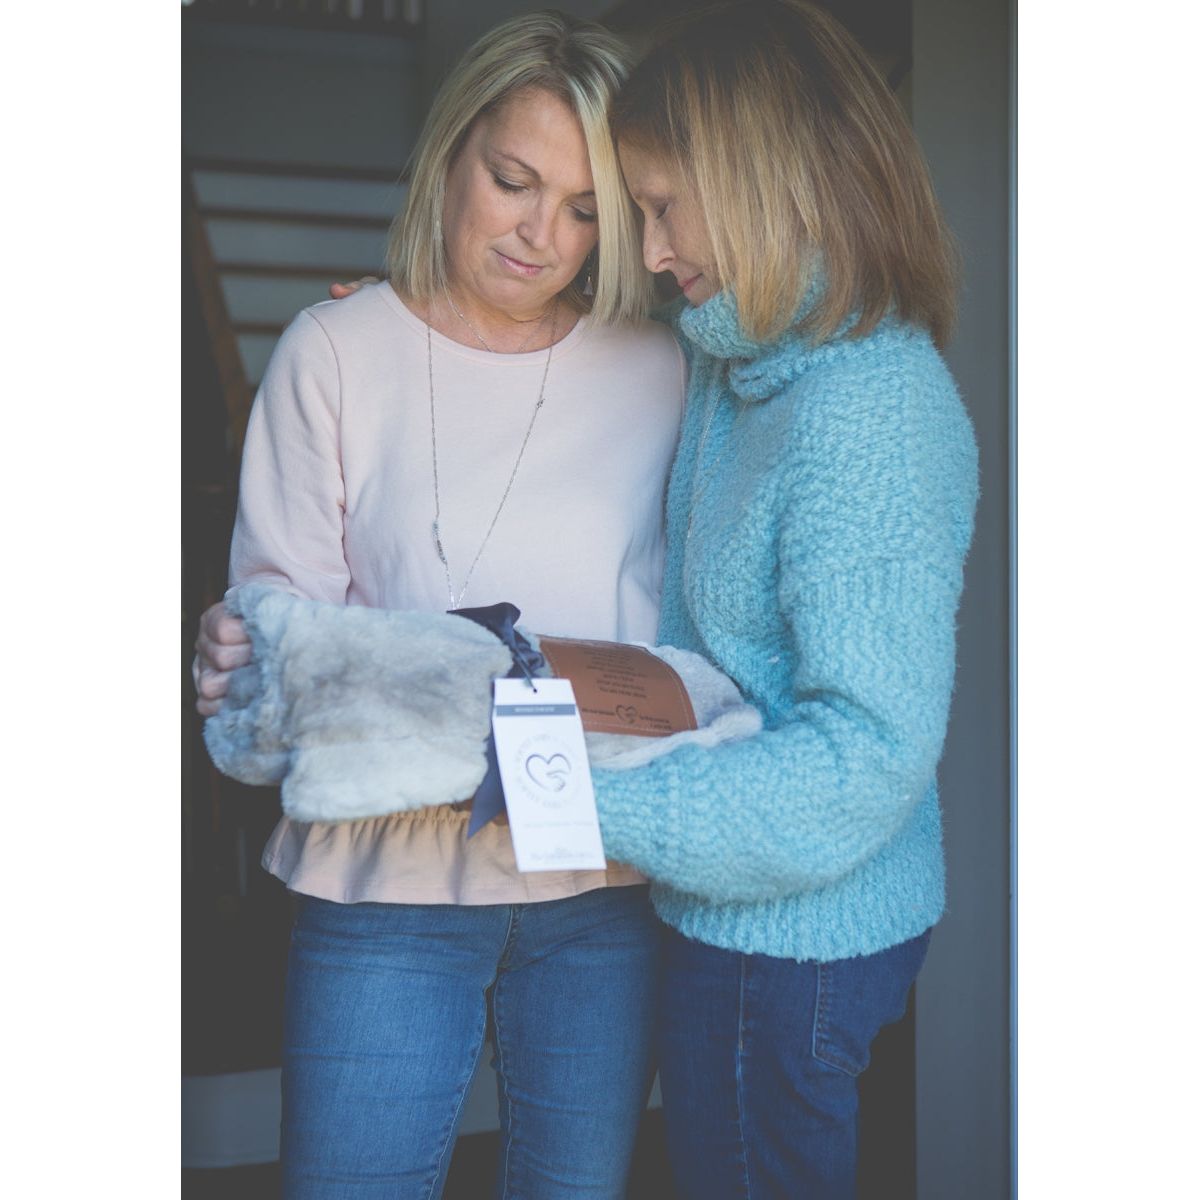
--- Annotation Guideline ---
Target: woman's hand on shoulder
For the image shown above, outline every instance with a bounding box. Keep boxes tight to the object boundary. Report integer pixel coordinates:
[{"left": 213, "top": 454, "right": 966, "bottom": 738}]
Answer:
[
  {"left": 192, "top": 600, "right": 251, "bottom": 717},
  {"left": 328, "top": 275, "right": 379, "bottom": 300}
]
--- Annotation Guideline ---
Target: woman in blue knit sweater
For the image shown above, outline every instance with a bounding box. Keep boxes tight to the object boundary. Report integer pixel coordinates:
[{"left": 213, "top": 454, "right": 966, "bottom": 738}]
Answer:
[{"left": 592, "top": 3, "right": 979, "bottom": 1195}]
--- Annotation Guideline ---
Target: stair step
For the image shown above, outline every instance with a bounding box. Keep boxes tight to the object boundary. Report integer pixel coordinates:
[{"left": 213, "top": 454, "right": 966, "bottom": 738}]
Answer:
[
  {"left": 207, "top": 216, "right": 388, "bottom": 272},
  {"left": 200, "top": 205, "right": 392, "bottom": 231},
  {"left": 192, "top": 166, "right": 405, "bottom": 220},
  {"left": 220, "top": 274, "right": 364, "bottom": 326}
]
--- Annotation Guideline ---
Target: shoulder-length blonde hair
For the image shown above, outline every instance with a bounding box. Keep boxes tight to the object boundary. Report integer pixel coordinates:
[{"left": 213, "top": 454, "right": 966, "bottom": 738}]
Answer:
[
  {"left": 610, "top": 0, "right": 959, "bottom": 348},
  {"left": 388, "top": 10, "right": 652, "bottom": 326}
]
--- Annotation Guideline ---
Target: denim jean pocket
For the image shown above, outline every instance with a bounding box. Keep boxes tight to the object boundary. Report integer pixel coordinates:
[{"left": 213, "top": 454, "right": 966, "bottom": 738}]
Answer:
[
  {"left": 812, "top": 958, "right": 872, "bottom": 1076},
  {"left": 811, "top": 931, "right": 932, "bottom": 1077}
]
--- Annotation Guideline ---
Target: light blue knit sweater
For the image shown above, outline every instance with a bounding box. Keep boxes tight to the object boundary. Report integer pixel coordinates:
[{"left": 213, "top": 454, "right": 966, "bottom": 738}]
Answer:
[{"left": 592, "top": 292, "right": 979, "bottom": 963}]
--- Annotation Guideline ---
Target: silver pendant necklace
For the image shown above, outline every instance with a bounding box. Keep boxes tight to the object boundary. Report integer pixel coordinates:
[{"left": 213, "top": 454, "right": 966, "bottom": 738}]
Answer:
[
  {"left": 445, "top": 289, "right": 552, "bottom": 354},
  {"left": 428, "top": 302, "right": 559, "bottom": 610}
]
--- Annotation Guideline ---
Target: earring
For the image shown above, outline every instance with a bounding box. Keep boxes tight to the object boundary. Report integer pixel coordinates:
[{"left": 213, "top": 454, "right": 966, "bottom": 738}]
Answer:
[{"left": 582, "top": 252, "right": 596, "bottom": 297}]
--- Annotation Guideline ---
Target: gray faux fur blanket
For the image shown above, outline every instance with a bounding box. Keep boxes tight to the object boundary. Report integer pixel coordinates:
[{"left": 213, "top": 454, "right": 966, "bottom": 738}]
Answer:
[{"left": 204, "top": 585, "right": 762, "bottom": 824}]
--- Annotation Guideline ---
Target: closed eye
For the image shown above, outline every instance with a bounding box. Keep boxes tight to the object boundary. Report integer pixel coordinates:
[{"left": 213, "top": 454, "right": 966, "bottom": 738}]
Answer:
[
  {"left": 570, "top": 207, "right": 598, "bottom": 224},
  {"left": 636, "top": 200, "right": 669, "bottom": 222},
  {"left": 492, "top": 172, "right": 525, "bottom": 193}
]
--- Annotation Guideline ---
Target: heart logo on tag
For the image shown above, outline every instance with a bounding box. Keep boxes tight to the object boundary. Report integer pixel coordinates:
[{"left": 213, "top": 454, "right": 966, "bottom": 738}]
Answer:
[
  {"left": 615, "top": 704, "right": 639, "bottom": 725},
  {"left": 525, "top": 753, "right": 572, "bottom": 792}
]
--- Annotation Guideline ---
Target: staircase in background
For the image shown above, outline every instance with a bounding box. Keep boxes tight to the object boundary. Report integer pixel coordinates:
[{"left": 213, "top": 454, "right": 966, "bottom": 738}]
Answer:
[
  {"left": 181, "top": 155, "right": 406, "bottom": 1130},
  {"left": 186, "top": 156, "right": 405, "bottom": 427}
]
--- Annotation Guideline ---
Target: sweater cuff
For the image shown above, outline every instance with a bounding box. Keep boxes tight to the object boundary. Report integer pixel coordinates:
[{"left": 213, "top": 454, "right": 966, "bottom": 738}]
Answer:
[{"left": 594, "top": 756, "right": 682, "bottom": 881}]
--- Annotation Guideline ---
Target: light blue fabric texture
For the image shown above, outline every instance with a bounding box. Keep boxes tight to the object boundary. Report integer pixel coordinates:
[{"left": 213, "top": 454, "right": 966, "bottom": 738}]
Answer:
[{"left": 592, "top": 292, "right": 979, "bottom": 963}]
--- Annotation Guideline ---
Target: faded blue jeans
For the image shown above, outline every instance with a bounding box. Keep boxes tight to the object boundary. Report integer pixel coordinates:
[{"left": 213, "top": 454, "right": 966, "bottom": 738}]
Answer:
[
  {"left": 280, "top": 886, "right": 660, "bottom": 1199},
  {"left": 658, "top": 926, "right": 931, "bottom": 1200}
]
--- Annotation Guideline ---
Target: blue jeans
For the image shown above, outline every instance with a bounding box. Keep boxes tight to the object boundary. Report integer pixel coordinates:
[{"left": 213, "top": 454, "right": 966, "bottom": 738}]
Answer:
[
  {"left": 280, "top": 886, "right": 660, "bottom": 1199},
  {"left": 657, "top": 926, "right": 931, "bottom": 1200}
]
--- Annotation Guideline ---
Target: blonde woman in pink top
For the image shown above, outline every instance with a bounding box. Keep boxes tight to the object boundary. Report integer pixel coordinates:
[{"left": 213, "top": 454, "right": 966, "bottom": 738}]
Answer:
[{"left": 192, "top": 12, "right": 684, "bottom": 1198}]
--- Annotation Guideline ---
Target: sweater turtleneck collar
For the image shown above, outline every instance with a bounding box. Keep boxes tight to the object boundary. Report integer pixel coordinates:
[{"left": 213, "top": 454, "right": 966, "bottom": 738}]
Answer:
[{"left": 675, "top": 273, "right": 862, "bottom": 404}]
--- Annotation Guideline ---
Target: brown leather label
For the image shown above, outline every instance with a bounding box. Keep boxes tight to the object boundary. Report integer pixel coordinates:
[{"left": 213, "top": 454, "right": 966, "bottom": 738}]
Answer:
[{"left": 537, "top": 637, "right": 697, "bottom": 738}]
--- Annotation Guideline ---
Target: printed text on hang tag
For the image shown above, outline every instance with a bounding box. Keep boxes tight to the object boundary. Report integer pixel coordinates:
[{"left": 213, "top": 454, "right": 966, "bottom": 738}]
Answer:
[{"left": 491, "top": 677, "right": 607, "bottom": 873}]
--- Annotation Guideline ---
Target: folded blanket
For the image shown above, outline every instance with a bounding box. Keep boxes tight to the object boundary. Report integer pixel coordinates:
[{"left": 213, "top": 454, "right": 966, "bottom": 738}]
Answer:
[{"left": 205, "top": 585, "right": 761, "bottom": 823}]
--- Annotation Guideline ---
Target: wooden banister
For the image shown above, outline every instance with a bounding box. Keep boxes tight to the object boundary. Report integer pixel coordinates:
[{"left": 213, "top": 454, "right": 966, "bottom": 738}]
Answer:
[{"left": 184, "top": 173, "right": 256, "bottom": 462}]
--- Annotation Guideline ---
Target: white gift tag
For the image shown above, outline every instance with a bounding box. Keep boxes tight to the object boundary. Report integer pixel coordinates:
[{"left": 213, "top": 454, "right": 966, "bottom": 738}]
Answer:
[{"left": 491, "top": 677, "right": 606, "bottom": 873}]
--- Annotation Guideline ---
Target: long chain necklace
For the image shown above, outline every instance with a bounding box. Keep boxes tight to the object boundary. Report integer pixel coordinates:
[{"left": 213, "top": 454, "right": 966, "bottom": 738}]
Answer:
[
  {"left": 445, "top": 289, "right": 553, "bottom": 354},
  {"left": 428, "top": 303, "right": 558, "bottom": 610}
]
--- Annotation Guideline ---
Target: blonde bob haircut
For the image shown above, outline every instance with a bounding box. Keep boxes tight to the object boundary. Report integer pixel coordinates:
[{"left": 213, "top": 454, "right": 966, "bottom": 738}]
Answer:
[
  {"left": 387, "top": 10, "right": 652, "bottom": 326},
  {"left": 610, "top": 0, "right": 959, "bottom": 348}
]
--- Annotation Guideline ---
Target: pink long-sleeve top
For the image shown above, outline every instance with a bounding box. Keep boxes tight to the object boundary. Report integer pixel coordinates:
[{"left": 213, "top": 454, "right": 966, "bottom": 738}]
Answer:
[{"left": 228, "top": 282, "right": 685, "bottom": 904}]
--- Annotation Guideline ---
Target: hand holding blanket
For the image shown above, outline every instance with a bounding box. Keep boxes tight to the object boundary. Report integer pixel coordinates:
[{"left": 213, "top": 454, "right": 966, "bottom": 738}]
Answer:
[{"left": 204, "top": 585, "right": 761, "bottom": 824}]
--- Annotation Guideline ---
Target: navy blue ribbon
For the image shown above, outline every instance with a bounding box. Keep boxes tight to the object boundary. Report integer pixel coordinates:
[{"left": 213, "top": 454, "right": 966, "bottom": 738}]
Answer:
[{"left": 449, "top": 603, "right": 545, "bottom": 836}]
